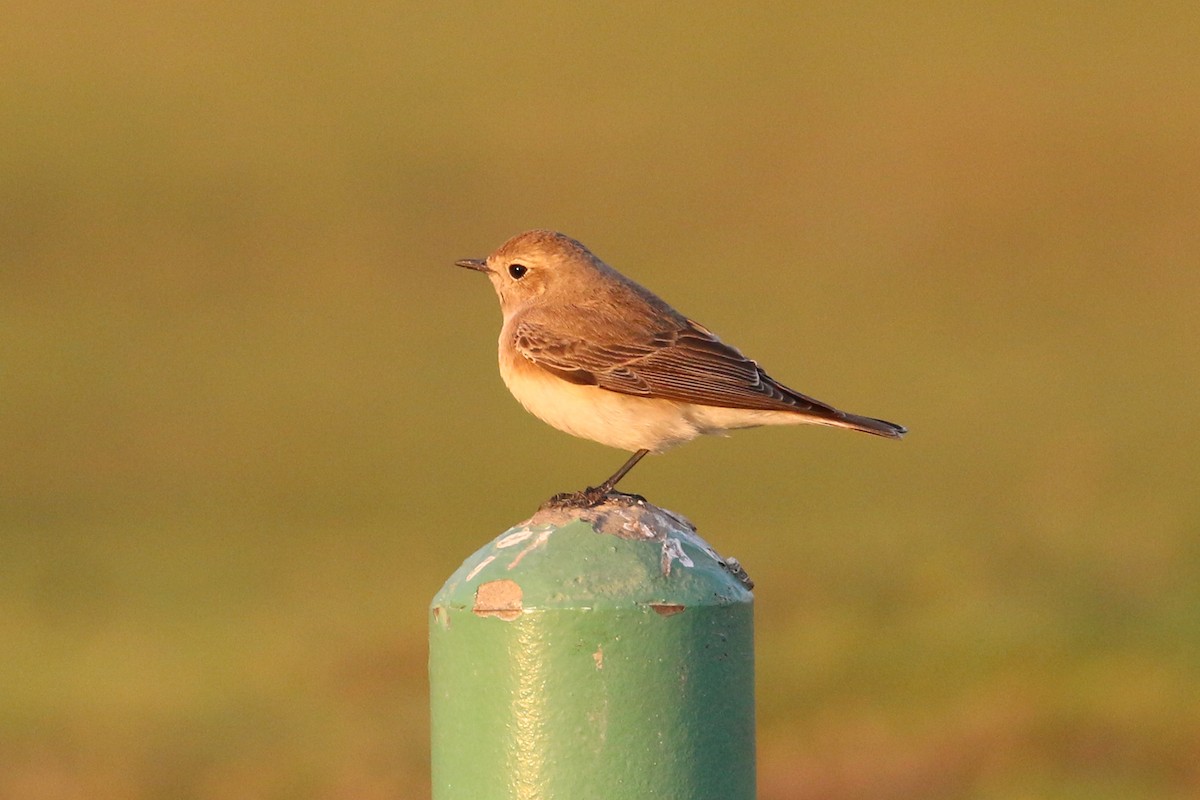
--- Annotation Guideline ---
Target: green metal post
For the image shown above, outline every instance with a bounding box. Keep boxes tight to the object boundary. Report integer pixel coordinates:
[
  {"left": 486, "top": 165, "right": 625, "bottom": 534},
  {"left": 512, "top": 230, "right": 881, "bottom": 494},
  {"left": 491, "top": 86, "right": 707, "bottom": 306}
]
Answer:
[{"left": 429, "top": 497, "right": 755, "bottom": 800}]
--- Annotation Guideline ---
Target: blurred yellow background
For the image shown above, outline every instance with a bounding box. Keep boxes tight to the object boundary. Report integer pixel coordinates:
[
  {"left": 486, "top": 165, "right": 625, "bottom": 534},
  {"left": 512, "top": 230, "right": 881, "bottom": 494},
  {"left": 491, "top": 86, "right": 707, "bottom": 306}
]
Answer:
[{"left": 3, "top": 3, "right": 1198, "bottom": 798}]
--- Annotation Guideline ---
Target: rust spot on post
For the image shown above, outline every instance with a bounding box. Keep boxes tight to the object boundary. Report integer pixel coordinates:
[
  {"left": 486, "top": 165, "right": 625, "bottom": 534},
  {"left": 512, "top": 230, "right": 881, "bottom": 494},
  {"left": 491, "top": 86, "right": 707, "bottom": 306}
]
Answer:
[
  {"left": 649, "top": 602, "right": 686, "bottom": 617},
  {"left": 473, "top": 579, "right": 524, "bottom": 621}
]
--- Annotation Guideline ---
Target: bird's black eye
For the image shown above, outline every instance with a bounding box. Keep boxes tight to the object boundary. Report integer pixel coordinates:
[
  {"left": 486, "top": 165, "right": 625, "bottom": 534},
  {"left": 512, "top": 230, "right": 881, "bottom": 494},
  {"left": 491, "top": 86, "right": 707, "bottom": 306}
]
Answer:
[{"left": 508, "top": 263, "right": 528, "bottom": 279}]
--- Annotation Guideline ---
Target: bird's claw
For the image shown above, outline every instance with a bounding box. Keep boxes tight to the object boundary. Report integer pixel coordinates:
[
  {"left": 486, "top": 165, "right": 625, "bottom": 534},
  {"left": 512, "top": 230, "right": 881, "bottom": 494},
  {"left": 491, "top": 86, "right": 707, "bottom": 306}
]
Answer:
[
  {"left": 538, "top": 488, "right": 647, "bottom": 512},
  {"left": 539, "top": 491, "right": 590, "bottom": 510}
]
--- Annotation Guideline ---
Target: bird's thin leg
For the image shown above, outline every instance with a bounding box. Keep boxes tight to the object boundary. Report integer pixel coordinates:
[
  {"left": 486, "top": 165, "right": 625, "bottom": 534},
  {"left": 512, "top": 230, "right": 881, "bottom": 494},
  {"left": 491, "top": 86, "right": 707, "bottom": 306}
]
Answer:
[
  {"left": 540, "top": 449, "right": 651, "bottom": 510},
  {"left": 589, "top": 449, "right": 650, "bottom": 498}
]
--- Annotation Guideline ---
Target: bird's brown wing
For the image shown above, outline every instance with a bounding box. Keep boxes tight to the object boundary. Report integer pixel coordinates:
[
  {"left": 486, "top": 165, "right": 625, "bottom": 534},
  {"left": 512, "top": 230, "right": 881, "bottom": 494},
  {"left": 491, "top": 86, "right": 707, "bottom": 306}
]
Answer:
[{"left": 512, "top": 315, "right": 845, "bottom": 418}]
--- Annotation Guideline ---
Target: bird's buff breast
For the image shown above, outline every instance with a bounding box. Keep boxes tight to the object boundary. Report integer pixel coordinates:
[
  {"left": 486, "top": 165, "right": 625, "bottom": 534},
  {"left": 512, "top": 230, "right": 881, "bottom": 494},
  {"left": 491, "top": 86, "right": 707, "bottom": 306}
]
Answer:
[{"left": 498, "top": 346, "right": 700, "bottom": 453}]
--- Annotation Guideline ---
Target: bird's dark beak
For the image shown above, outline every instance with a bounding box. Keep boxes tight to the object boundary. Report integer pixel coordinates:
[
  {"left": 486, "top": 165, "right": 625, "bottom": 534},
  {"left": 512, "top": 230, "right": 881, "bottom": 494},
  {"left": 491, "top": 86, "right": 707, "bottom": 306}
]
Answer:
[{"left": 455, "top": 258, "right": 490, "bottom": 273}]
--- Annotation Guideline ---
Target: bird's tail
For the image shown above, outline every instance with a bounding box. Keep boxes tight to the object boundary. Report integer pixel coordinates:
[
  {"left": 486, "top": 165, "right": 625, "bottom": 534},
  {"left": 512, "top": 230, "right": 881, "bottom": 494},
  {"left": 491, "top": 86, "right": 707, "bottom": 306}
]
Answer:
[
  {"left": 833, "top": 412, "right": 907, "bottom": 439},
  {"left": 768, "top": 374, "right": 907, "bottom": 439}
]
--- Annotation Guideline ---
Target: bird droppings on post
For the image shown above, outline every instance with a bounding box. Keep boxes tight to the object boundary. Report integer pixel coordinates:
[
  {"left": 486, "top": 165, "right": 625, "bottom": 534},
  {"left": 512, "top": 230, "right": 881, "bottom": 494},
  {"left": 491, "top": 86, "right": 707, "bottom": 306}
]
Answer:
[
  {"left": 454, "top": 494, "right": 755, "bottom": 592},
  {"left": 434, "top": 495, "right": 754, "bottom": 629},
  {"left": 473, "top": 579, "right": 524, "bottom": 621},
  {"left": 531, "top": 494, "right": 752, "bottom": 589},
  {"left": 525, "top": 492, "right": 667, "bottom": 540},
  {"left": 660, "top": 536, "right": 694, "bottom": 577},
  {"left": 442, "top": 495, "right": 750, "bottom": 603}
]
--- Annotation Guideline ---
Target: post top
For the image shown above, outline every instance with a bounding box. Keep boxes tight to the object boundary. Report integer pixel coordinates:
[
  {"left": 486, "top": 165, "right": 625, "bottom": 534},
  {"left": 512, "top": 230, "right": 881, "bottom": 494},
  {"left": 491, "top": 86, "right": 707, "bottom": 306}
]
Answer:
[{"left": 431, "top": 495, "right": 754, "bottom": 618}]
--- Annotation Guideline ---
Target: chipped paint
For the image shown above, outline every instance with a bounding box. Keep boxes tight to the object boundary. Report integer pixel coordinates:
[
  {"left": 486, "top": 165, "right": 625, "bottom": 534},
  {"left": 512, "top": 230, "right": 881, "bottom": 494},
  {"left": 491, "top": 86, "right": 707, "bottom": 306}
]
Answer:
[
  {"left": 592, "top": 645, "right": 603, "bottom": 670},
  {"left": 473, "top": 579, "right": 524, "bottom": 621},
  {"left": 649, "top": 602, "right": 686, "bottom": 617},
  {"left": 464, "top": 555, "right": 496, "bottom": 582}
]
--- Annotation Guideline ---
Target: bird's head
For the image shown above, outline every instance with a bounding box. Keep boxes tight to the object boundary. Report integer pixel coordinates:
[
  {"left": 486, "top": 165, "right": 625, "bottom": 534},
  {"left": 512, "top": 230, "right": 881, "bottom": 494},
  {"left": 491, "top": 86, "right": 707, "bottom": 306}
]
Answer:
[{"left": 456, "top": 229, "right": 610, "bottom": 317}]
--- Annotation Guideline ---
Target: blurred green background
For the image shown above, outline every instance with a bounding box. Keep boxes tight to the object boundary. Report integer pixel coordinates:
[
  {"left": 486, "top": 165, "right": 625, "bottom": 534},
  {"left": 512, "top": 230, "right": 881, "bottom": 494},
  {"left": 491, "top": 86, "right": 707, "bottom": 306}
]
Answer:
[{"left": 3, "top": 3, "right": 1198, "bottom": 798}]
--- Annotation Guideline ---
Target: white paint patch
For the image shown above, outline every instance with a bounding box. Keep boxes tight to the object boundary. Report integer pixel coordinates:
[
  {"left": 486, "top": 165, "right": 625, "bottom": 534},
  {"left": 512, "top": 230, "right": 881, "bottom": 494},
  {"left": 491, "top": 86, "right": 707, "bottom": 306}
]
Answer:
[
  {"left": 496, "top": 528, "right": 534, "bottom": 548},
  {"left": 464, "top": 555, "right": 496, "bottom": 582},
  {"left": 507, "top": 529, "right": 552, "bottom": 569},
  {"left": 660, "top": 537, "right": 694, "bottom": 576}
]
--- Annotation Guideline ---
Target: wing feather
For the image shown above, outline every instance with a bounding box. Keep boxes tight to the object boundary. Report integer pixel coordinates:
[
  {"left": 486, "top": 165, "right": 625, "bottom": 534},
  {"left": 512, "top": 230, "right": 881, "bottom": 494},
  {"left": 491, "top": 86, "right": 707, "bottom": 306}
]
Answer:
[{"left": 511, "top": 315, "right": 844, "bottom": 418}]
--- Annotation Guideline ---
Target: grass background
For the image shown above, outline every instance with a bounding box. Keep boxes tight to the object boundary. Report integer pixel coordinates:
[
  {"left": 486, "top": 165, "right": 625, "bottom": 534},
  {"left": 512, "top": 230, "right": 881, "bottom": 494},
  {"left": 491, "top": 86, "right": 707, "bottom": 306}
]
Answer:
[{"left": 3, "top": 3, "right": 1199, "bottom": 798}]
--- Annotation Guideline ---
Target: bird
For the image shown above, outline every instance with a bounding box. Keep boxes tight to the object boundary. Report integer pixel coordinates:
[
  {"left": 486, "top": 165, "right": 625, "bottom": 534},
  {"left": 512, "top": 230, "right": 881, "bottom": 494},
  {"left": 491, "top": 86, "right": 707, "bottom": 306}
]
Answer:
[{"left": 456, "top": 229, "right": 905, "bottom": 506}]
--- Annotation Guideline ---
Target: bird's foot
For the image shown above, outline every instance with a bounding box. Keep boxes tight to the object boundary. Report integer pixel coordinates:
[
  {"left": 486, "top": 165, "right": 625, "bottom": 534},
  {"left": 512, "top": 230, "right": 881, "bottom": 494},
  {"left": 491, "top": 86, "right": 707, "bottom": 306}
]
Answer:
[
  {"left": 539, "top": 491, "right": 592, "bottom": 510},
  {"left": 538, "top": 488, "right": 646, "bottom": 511}
]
